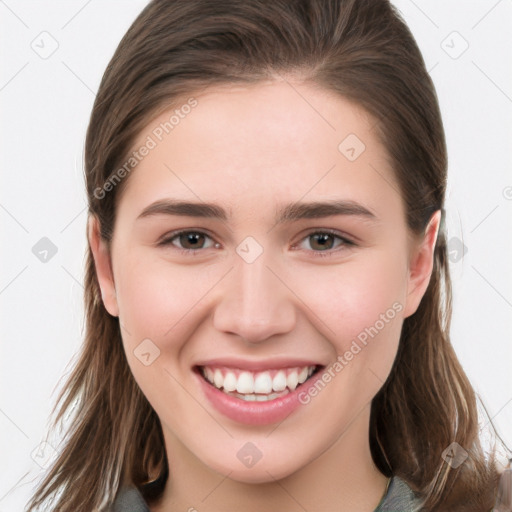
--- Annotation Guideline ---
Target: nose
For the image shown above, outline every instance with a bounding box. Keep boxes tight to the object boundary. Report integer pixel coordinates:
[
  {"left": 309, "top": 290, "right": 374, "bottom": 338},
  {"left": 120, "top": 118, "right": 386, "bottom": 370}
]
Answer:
[{"left": 212, "top": 248, "right": 297, "bottom": 344}]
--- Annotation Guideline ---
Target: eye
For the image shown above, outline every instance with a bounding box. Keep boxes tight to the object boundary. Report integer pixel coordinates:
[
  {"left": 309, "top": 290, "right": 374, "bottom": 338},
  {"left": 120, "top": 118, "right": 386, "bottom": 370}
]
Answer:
[
  {"left": 294, "top": 230, "right": 355, "bottom": 257},
  {"left": 157, "top": 229, "right": 355, "bottom": 257},
  {"left": 158, "top": 230, "right": 217, "bottom": 253}
]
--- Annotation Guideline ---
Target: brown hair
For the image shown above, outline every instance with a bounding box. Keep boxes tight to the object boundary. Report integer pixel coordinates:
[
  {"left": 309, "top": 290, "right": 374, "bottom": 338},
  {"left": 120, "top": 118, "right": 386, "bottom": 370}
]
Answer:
[{"left": 26, "top": 1, "right": 510, "bottom": 510}]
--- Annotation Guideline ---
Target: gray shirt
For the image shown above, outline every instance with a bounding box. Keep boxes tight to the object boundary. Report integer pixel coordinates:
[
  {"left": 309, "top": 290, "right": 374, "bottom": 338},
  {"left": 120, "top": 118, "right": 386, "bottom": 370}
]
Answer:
[{"left": 110, "top": 475, "right": 422, "bottom": 511}]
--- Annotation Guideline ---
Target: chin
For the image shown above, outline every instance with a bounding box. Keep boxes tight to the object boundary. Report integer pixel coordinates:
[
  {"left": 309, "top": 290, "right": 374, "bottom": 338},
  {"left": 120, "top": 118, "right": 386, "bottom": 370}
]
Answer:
[{"left": 202, "top": 451, "right": 307, "bottom": 484}]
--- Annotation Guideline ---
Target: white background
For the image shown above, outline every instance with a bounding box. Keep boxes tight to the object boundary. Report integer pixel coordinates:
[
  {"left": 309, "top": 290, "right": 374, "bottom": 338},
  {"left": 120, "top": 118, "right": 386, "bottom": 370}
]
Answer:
[{"left": 1, "top": 1, "right": 511, "bottom": 510}]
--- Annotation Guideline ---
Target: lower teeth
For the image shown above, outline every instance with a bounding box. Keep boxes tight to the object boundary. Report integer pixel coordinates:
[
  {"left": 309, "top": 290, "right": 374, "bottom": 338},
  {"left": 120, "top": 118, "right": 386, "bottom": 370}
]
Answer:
[{"left": 228, "top": 390, "right": 290, "bottom": 401}]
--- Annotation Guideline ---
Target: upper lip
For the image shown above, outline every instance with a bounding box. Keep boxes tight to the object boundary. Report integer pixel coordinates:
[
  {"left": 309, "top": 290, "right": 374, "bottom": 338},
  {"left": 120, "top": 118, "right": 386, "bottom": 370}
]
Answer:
[{"left": 194, "top": 357, "right": 325, "bottom": 372}]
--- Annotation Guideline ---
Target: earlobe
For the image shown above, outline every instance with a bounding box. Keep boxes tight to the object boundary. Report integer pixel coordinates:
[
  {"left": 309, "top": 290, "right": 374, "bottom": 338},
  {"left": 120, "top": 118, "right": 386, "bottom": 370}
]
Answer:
[
  {"left": 403, "top": 210, "right": 441, "bottom": 318},
  {"left": 87, "top": 215, "right": 119, "bottom": 317}
]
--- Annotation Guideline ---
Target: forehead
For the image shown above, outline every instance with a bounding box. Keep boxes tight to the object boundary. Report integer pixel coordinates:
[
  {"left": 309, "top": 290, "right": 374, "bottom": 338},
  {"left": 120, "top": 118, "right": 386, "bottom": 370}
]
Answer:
[{"left": 117, "top": 80, "right": 402, "bottom": 224}]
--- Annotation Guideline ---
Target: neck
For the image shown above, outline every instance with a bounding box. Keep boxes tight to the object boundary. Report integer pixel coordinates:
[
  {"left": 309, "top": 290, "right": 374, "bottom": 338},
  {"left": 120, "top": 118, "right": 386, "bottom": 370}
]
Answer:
[{"left": 149, "top": 405, "right": 389, "bottom": 512}]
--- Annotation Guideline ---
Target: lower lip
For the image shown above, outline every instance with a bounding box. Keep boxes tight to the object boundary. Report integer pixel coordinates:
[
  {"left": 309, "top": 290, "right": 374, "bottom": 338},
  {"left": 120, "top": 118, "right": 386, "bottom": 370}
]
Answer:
[{"left": 196, "top": 368, "right": 324, "bottom": 426}]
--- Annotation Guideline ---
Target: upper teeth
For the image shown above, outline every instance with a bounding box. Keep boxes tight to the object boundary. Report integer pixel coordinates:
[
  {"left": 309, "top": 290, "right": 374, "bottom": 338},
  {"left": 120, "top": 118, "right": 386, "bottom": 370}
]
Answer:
[{"left": 201, "top": 366, "right": 315, "bottom": 394}]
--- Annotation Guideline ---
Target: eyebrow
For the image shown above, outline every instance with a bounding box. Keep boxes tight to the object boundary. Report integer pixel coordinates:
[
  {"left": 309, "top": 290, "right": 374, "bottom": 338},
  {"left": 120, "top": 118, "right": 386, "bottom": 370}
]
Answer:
[{"left": 136, "top": 199, "right": 378, "bottom": 224}]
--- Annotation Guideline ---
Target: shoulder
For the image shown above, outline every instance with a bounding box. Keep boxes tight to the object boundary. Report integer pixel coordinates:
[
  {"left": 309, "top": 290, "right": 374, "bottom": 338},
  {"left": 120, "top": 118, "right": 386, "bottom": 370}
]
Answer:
[
  {"left": 375, "top": 476, "right": 423, "bottom": 512},
  {"left": 108, "top": 485, "right": 150, "bottom": 512},
  {"left": 109, "top": 477, "right": 421, "bottom": 512}
]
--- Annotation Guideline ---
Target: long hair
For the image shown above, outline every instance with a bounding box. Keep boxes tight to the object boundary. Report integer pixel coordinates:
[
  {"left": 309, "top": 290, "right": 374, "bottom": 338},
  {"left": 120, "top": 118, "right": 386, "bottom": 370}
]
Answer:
[{"left": 26, "top": 1, "right": 510, "bottom": 510}]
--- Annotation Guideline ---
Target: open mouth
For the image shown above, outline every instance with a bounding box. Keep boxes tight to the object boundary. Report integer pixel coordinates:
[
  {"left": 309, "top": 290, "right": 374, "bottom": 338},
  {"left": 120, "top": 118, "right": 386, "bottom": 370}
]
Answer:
[{"left": 196, "top": 364, "right": 322, "bottom": 402}]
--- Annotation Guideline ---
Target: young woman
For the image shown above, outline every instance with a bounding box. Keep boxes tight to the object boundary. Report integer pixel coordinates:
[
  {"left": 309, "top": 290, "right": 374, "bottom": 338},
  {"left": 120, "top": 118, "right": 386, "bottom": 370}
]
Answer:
[{"left": 26, "top": 1, "right": 511, "bottom": 511}]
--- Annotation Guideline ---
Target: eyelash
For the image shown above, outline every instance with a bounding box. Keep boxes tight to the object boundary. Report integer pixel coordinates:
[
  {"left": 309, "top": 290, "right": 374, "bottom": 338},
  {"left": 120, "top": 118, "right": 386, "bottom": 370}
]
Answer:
[{"left": 157, "top": 229, "right": 356, "bottom": 258}]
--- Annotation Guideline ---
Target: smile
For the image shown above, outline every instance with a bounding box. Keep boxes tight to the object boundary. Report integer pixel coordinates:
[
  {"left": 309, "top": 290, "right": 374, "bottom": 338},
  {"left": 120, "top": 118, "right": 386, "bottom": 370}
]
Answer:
[{"left": 198, "top": 365, "right": 319, "bottom": 402}]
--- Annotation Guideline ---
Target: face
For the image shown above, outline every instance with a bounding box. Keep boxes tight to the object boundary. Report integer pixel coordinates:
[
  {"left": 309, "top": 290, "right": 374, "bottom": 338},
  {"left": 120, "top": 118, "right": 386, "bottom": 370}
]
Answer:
[{"left": 90, "top": 80, "right": 439, "bottom": 483}]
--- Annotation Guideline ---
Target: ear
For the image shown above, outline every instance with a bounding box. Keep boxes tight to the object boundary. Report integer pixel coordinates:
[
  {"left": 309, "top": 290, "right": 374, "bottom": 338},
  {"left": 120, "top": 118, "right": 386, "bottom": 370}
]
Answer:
[
  {"left": 88, "top": 215, "right": 119, "bottom": 317},
  {"left": 402, "top": 210, "right": 441, "bottom": 319}
]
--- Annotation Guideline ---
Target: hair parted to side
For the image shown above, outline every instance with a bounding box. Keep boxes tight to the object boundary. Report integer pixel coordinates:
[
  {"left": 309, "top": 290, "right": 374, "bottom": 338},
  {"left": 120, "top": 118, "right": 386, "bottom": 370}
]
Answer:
[{"left": 27, "top": 1, "right": 510, "bottom": 511}]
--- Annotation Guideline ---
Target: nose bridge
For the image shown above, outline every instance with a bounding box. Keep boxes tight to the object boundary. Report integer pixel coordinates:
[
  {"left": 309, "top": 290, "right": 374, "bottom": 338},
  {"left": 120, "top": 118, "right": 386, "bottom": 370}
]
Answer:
[{"left": 212, "top": 244, "right": 296, "bottom": 343}]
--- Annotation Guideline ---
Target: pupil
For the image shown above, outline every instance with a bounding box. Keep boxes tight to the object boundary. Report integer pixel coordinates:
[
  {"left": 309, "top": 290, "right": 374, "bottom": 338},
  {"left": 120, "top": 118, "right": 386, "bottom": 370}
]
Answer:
[
  {"left": 312, "top": 234, "right": 332, "bottom": 250},
  {"left": 182, "top": 233, "right": 203, "bottom": 249}
]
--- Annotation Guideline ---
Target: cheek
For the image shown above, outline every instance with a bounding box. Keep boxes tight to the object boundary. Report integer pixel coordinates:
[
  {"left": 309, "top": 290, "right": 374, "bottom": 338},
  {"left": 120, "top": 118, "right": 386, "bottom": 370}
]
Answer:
[
  {"left": 114, "top": 252, "right": 220, "bottom": 343},
  {"left": 292, "top": 250, "right": 408, "bottom": 339},
  {"left": 286, "top": 249, "right": 408, "bottom": 392},
  {"left": 113, "top": 254, "right": 216, "bottom": 413}
]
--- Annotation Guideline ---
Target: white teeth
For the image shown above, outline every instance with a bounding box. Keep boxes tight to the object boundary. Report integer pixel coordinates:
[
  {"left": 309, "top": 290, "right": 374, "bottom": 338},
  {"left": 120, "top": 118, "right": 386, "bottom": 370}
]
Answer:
[
  {"left": 213, "top": 369, "right": 223, "bottom": 388},
  {"left": 298, "top": 367, "right": 309, "bottom": 384},
  {"left": 223, "top": 372, "right": 237, "bottom": 392},
  {"left": 202, "top": 365, "right": 317, "bottom": 398},
  {"left": 205, "top": 367, "right": 214, "bottom": 382},
  {"left": 254, "top": 372, "right": 273, "bottom": 394},
  {"left": 287, "top": 371, "right": 299, "bottom": 391},
  {"left": 236, "top": 371, "right": 254, "bottom": 394},
  {"left": 234, "top": 392, "right": 286, "bottom": 402},
  {"left": 272, "top": 370, "right": 287, "bottom": 392}
]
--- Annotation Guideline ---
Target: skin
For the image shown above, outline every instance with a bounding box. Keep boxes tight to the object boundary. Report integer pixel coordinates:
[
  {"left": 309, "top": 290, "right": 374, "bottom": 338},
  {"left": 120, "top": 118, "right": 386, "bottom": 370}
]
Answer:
[{"left": 89, "top": 79, "right": 440, "bottom": 511}]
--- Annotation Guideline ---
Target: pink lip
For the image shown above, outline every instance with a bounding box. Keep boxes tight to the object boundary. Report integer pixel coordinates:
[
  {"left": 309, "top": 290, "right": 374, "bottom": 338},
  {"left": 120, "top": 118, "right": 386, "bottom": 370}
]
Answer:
[{"left": 194, "top": 366, "right": 325, "bottom": 426}]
